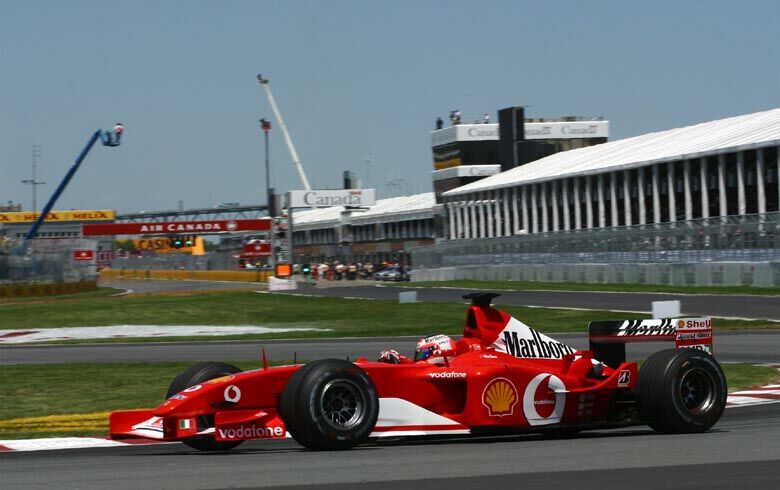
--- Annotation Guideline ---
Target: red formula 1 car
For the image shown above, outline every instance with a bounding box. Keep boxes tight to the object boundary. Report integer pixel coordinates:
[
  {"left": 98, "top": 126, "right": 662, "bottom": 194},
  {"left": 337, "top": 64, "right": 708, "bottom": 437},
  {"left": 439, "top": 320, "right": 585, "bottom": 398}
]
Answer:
[{"left": 110, "top": 292, "right": 727, "bottom": 451}]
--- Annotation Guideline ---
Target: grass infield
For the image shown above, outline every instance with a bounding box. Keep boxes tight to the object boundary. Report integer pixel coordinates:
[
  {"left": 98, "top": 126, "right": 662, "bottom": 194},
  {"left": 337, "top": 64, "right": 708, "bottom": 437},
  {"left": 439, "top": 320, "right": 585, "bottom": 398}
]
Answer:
[
  {"left": 0, "top": 291, "right": 776, "bottom": 345},
  {"left": 0, "top": 361, "right": 776, "bottom": 440}
]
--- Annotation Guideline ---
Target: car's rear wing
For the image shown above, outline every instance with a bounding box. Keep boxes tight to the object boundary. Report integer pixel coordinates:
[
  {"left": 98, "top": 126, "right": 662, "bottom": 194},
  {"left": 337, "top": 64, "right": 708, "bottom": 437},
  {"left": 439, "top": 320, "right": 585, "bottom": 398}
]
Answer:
[{"left": 588, "top": 318, "right": 713, "bottom": 368}]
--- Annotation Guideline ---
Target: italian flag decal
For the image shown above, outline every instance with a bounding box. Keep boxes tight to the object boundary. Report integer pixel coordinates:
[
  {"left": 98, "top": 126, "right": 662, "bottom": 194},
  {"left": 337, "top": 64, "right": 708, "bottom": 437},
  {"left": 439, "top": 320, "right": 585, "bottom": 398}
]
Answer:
[{"left": 179, "top": 419, "right": 191, "bottom": 430}]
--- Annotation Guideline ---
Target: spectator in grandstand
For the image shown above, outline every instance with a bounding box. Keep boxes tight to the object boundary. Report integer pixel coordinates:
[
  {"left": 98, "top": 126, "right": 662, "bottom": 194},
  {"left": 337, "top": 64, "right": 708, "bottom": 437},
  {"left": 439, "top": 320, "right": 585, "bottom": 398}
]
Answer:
[{"left": 436, "top": 117, "right": 443, "bottom": 130}]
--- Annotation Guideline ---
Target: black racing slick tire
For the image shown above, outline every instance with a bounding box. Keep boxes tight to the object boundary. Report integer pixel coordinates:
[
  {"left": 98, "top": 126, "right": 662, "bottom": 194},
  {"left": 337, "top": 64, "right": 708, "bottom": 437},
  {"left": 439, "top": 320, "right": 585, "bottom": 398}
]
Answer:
[
  {"left": 167, "top": 361, "right": 243, "bottom": 452},
  {"left": 638, "top": 349, "right": 727, "bottom": 434},
  {"left": 279, "top": 359, "right": 379, "bottom": 450}
]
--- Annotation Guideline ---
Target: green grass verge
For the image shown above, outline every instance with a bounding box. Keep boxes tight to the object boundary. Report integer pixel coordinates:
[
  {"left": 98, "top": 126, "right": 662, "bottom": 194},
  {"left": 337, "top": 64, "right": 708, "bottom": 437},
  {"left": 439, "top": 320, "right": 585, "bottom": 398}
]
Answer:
[
  {"left": 401, "top": 280, "right": 780, "bottom": 296},
  {"left": 0, "top": 286, "right": 125, "bottom": 304},
  {"left": 0, "top": 292, "right": 776, "bottom": 345},
  {"left": 0, "top": 361, "right": 776, "bottom": 439}
]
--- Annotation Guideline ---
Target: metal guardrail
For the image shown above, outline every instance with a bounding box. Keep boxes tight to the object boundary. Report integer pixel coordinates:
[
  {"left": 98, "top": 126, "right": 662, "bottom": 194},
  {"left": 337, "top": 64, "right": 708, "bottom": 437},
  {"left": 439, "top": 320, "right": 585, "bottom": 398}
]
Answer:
[{"left": 412, "top": 212, "right": 780, "bottom": 267}]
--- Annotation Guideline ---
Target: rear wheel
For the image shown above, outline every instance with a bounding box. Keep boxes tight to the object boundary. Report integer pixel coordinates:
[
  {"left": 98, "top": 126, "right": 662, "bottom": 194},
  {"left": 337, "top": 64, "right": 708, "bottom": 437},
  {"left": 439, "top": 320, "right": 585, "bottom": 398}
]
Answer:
[
  {"left": 638, "top": 349, "right": 726, "bottom": 433},
  {"left": 279, "top": 359, "right": 379, "bottom": 450},
  {"left": 167, "top": 362, "right": 243, "bottom": 451}
]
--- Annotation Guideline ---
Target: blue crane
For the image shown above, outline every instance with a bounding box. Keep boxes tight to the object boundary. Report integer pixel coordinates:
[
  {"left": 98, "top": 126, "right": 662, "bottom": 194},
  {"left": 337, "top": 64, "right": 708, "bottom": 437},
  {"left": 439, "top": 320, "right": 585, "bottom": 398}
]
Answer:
[{"left": 22, "top": 127, "right": 122, "bottom": 243}]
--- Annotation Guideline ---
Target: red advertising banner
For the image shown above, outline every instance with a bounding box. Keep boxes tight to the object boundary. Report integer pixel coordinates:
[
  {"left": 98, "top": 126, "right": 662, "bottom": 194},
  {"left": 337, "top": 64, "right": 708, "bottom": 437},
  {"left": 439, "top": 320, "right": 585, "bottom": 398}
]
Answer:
[
  {"left": 82, "top": 219, "right": 272, "bottom": 236},
  {"left": 240, "top": 243, "right": 271, "bottom": 258},
  {"left": 73, "top": 250, "right": 95, "bottom": 261}
]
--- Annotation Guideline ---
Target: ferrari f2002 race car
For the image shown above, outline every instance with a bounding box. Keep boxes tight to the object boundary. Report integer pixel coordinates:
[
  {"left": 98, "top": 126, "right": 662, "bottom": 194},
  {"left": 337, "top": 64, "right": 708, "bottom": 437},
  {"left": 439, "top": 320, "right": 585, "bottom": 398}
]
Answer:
[{"left": 110, "top": 293, "right": 727, "bottom": 451}]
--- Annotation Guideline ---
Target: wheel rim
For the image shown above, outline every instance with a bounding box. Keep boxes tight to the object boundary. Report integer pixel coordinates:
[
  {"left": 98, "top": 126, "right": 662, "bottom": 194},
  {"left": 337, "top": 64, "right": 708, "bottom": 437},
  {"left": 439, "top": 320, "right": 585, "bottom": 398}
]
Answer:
[
  {"left": 679, "top": 367, "right": 717, "bottom": 414},
  {"left": 319, "top": 379, "right": 366, "bottom": 431}
]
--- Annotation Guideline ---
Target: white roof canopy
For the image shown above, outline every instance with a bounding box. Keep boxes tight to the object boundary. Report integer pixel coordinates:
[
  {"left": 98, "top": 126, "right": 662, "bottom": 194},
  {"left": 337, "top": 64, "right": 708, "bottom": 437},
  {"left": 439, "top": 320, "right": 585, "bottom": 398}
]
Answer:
[
  {"left": 293, "top": 193, "right": 435, "bottom": 229},
  {"left": 444, "top": 108, "right": 780, "bottom": 197}
]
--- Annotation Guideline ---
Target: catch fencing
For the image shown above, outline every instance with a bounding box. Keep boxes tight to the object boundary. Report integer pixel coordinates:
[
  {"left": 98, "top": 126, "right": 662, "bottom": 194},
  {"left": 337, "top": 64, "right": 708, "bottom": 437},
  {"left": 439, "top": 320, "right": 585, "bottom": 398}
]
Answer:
[
  {"left": 0, "top": 238, "right": 98, "bottom": 284},
  {"left": 411, "top": 213, "right": 780, "bottom": 286}
]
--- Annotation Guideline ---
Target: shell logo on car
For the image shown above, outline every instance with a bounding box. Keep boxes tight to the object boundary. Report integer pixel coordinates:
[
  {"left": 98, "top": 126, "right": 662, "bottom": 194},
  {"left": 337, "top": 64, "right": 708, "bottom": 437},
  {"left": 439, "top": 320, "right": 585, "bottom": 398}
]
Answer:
[{"left": 482, "top": 378, "right": 518, "bottom": 417}]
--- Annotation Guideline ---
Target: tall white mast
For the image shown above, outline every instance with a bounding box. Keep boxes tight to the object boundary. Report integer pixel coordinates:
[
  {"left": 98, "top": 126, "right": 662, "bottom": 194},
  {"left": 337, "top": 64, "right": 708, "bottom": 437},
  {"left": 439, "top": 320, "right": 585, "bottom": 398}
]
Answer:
[{"left": 257, "top": 74, "right": 312, "bottom": 191}]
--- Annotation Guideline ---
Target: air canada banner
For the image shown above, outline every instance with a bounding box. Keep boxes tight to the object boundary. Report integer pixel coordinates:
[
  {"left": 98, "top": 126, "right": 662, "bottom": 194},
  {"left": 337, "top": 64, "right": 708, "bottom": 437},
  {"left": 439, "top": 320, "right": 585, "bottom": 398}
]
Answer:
[
  {"left": 82, "top": 219, "right": 272, "bottom": 236},
  {"left": 288, "top": 189, "right": 376, "bottom": 208}
]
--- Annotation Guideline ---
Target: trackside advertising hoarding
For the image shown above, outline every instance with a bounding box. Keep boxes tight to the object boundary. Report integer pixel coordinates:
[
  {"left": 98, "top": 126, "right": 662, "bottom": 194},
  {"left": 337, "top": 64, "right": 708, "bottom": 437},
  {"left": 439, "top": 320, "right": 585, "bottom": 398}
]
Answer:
[
  {"left": 82, "top": 219, "right": 272, "bottom": 236},
  {"left": 430, "top": 121, "right": 609, "bottom": 147},
  {"left": 0, "top": 209, "right": 115, "bottom": 223},
  {"left": 288, "top": 189, "right": 376, "bottom": 208}
]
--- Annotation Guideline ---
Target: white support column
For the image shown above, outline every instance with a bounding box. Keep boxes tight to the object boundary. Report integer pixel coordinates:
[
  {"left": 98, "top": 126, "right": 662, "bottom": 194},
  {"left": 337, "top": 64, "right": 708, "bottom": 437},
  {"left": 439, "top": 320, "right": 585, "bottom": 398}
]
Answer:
[
  {"left": 511, "top": 187, "right": 519, "bottom": 235},
  {"left": 494, "top": 190, "right": 502, "bottom": 237},
  {"left": 479, "top": 195, "right": 487, "bottom": 238},
  {"left": 540, "top": 184, "right": 549, "bottom": 232},
  {"left": 756, "top": 149, "right": 766, "bottom": 214},
  {"left": 652, "top": 165, "right": 661, "bottom": 223},
  {"left": 737, "top": 151, "right": 746, "bottom": 215},
  {"left": 551, "top": 180, "right": 560, "bottom": 232},
  {"left": 562, "top": 178, "right": 571, "bottom": 231},
  {"left": 447, "top": 202, "right": 456, "bottom": 239},
  {"left": 623, "top": 170, "right": 632, "bottom": 226},
  {"left": 573, "top": 177, "right": 582, "bottom": 229},
  {"left": 718, "top": 154, "right": 727, "bottom": 217},
  {"left": 610, "top": 173, "right": 619, "bottom": 227},
  {"left": 496, "top": 190, "right": 503, "bottom": 236},
  {"left": 453, "top": 201, "right": 462, "bottom": 239},
  {"left": 597, "top": 174, "right": 606, "bottom": 228},
  {"left": 700, "top": 158, "right": 710, "bottom": 219},
  {"left": 531, "top": 185, "right": 539, "bottom": 234},
  {"left": 585, "top": 177, "right": 593, "bottom": 228},
  {"left": 521, "top": 187, "right": 529, "bottom": 234},
  {"left": 486, "top": 193, "right": 495, "bottom": 239},
  {"left": 667, "top": 163, "right": 677, "bottom": 222},
  {"left": 503, "top": 188, "right": 512, "bottom": 236},
  {"left": 638, "top": 168, "right": 646, "bottom": 225},
  {"left": 683, "top": 160, "right": 693, "bottom": 220},
  {"left": 468, "top": 197, "right": 477, "bottom": 239}
]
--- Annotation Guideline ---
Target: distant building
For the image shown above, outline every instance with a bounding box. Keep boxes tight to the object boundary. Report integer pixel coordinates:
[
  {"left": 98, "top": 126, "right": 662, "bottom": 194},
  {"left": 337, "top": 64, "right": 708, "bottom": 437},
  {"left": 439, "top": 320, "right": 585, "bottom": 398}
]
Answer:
[{"left": 431, "top": 107, "right": 609, "bottom": 202}]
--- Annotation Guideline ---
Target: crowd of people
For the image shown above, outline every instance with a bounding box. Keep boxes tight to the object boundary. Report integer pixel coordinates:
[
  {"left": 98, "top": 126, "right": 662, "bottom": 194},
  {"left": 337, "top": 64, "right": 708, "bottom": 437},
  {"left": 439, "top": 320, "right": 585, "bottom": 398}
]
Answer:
[{"left": 301, "top": 261, "right": 411, "bottom": 281}]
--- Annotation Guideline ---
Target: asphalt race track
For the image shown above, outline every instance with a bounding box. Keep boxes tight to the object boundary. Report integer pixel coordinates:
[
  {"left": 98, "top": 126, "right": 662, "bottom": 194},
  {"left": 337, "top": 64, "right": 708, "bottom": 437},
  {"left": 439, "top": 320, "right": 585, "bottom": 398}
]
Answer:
[
  {"left": 283, "top": 282, "right": 780, "bottom": 321},
  {"left": 3, "top": 279, "right": 778, "bottom": 489},
  {"left": 101, "top": 278, "right": 780, "bottom": 320},
  {"left": 1, "top": 404, "right": 778, "bottom": 490},
  {"left": 3, "top": 331, "right": 779, "bottom": 365}
]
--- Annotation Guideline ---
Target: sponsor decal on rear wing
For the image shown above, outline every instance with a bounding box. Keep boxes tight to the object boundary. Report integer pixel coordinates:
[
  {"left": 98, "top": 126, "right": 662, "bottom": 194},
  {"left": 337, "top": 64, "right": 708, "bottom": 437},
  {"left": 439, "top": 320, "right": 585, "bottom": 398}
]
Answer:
[{"left": 588, "top": 318, "right": 714, "bottom": 367}]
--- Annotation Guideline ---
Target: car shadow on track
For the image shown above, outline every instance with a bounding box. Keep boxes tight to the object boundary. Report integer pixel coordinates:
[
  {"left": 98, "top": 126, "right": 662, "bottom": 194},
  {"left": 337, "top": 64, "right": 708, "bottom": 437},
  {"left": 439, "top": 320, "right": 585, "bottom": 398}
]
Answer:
[{"left": 124, "top": 427, "right": 728, "bottom": 456}]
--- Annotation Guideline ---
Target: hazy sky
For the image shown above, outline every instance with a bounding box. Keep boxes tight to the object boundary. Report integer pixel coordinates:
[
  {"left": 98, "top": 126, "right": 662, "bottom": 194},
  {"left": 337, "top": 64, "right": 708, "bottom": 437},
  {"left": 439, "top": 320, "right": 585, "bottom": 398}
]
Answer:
[{"left": 1, "top": 0, "right": 778, "bottom": 214}]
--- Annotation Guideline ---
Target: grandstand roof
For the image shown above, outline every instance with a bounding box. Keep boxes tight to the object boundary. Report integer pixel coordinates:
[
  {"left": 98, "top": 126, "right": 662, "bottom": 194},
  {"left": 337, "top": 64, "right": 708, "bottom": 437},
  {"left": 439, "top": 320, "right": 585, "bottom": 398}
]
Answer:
[
  {"left": 444, "top": 107, "right": 780, "bottom": 197},
  {"left": 293, "top": 192, "right": 436, "bottom": 229}
]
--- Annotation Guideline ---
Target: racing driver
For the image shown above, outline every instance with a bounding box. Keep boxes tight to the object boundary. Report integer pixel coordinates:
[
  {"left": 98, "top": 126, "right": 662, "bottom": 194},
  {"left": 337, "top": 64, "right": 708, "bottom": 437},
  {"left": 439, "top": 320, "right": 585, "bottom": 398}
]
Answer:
[{"left": 378, "top": 334, "right": 457, "bottom": 365}]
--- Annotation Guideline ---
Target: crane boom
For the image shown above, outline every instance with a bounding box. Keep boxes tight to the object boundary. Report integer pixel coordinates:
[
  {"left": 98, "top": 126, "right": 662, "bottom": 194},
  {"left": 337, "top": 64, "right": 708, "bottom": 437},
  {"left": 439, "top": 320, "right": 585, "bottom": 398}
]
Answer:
[{"left": 257, "top": 75, "right": 311, "bottom": 191}]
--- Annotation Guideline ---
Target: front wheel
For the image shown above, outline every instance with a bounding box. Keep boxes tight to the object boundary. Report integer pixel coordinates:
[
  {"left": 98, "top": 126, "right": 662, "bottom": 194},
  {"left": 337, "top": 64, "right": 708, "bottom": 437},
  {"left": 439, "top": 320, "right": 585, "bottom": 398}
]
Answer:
[
  {"left": 638, "top": 349, "right": 726, "bottom": 433},
  {"left": 167, "top": 361, "right": 244, "bottom": 451},
  {"left": 279, "top": 359, "right": 379, "bottom": 450}
]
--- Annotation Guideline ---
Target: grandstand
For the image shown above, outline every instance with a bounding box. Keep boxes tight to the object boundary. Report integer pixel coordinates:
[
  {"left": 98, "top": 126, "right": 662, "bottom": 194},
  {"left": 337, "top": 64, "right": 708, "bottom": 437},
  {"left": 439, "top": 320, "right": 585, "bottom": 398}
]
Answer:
[
  {"left": 292, "top": 193, "right": 436, "bottom": 264},
  {"left": 285, "top": 109, "right": 779, "bottom": 284},
  {"left": 414, "top": 108, "right": 780, "bottom": 286}
]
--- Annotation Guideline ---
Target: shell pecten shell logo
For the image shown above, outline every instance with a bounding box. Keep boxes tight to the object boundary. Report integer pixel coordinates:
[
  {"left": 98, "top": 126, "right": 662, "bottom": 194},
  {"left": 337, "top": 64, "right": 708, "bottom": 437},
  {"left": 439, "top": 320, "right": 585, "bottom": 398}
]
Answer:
[{"left": 482, "top": 377, "right": 518, "bottom": 417}]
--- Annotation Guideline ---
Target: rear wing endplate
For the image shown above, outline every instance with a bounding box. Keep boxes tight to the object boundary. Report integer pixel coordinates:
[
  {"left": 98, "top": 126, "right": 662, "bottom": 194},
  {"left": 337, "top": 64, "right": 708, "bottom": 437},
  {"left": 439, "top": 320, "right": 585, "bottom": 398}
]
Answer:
[{"left": 588, "top": 318, "right": 713, "bottom": 368}]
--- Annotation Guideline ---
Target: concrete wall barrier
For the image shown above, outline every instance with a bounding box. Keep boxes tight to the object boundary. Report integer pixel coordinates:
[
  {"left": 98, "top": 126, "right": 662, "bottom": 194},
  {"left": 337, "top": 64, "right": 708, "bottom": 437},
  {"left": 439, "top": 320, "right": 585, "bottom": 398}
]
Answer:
[
  {"left": 410, "top": 262, "right": 780, "bottom": 287},
  {"left": 100, "top": 268, "right": 271, "bottom": 283},
  {"left": 0, "top": 280, "right": 98, "bottom": 298}
]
